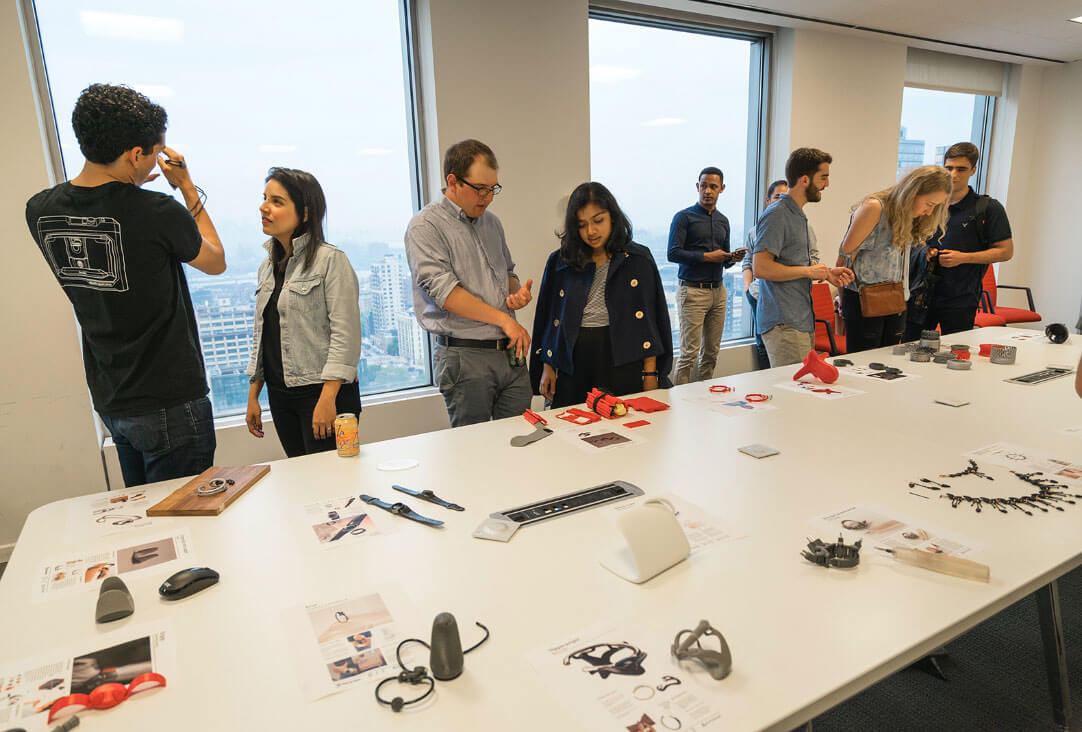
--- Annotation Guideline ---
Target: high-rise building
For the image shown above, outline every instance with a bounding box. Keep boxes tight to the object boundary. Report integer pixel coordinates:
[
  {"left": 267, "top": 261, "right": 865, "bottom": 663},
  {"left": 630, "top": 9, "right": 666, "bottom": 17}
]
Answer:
[
  {"left": 397, "top": 311, "right": 427, "bottom": 369},
  {"left": 897, "top": 126, "right": 926, "bottom": 174},
  {"left": 195, "top": 298, "right": 256, "bottom": 415},
  {"left": 370, "top": 254, "right": 409, "bottom": 333}
]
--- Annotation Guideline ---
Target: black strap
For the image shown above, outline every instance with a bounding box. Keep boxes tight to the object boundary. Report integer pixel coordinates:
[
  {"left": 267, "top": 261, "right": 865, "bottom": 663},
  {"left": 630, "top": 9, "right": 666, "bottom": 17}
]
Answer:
[
  {"left": 360, "top": 495, "right": 444, "bottom": 527},
  {"left": 392, "top": 485, "right": 465, "bottom": 511}
]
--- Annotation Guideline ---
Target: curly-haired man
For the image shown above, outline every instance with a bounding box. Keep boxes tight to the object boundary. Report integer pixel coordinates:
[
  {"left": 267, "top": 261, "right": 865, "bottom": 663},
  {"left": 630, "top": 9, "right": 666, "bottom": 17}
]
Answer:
[{"left": 25, "top": 84, "right": 226, "bottom": 486}]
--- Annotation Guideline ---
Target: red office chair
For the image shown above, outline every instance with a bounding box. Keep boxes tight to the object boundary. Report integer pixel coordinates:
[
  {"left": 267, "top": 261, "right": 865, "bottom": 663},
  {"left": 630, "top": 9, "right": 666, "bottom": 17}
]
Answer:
[
  {"left": 979, "top": 266, "right": 1041, "bottom": 324},
  {"left": 811, "top": 283, "right": 846, "bottom": 355}
]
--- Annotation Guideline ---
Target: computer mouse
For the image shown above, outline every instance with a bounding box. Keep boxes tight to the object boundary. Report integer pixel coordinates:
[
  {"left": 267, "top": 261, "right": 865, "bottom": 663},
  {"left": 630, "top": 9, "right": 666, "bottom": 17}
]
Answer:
[{"left": 159, "top": 567, "right": 219, "bottom": 600}]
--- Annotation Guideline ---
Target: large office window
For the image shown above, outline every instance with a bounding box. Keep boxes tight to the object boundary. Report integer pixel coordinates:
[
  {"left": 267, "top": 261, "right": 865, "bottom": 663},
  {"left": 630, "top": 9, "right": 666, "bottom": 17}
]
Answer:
[
  {"left": 897, "top": 87, "right": 995, "bottom": 189},
  {"left": 29, "top": 1, "right": 428, "bottom": 417},
  {"left": 589, "top": 15, "right": 766, "bottom": 350}
]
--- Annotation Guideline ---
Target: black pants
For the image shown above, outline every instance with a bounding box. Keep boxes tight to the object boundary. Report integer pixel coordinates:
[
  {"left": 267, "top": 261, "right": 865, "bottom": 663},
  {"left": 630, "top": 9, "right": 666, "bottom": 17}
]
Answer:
[
  {"left": 267, "top": 381, "right": 362, "bottom": 458},
  {"left": 552, "top": 326, "right": 643, "bottom": 409},
  {"left": 902, "top": 303, "right": 977, "bottom": 341},
  {"left": 841, "top": 288, "right": 906, "bottom": 354}
]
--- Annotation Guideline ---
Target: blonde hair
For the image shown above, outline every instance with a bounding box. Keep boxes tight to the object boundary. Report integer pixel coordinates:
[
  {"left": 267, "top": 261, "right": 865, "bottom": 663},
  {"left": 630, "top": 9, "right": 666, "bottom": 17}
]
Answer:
[{"left": 856, "top": 166, "right": 952, "bottom": 250}]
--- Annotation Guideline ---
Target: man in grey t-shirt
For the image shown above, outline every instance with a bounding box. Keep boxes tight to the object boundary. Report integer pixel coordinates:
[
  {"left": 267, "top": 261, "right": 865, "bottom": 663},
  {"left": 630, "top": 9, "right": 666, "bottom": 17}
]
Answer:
[
  {"left": 751, "top": 148, "right": 853, "bottom": 367},
  {"left": 404, "top": 139, "right": 534, "bottom": 427}
]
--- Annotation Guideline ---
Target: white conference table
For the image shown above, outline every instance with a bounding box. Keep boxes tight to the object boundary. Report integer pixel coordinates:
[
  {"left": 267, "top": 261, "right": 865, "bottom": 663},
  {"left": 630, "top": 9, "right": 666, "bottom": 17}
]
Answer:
[{"left": 2, "top": 326, "right": 1081, "bottom": 731}]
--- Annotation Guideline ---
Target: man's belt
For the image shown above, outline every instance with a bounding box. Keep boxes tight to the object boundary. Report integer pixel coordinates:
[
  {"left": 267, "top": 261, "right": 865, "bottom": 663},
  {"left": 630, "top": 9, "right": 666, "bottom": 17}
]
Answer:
[
  {"left": 360, "top": 495, "right": 445, "bottom": 527},
  {"left": 392, "top": 484, "right": 465, "bottom": 511},
  {"left": 680, "top": 279, "right": 723, "bottom": 289},
  {"left": 436, "top": 334, "right": 511, "bottom": 349}
]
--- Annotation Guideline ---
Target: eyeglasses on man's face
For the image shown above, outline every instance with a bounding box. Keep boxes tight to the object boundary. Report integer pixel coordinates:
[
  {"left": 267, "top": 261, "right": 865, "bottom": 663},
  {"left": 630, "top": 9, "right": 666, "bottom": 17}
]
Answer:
[{"left": 459, "top": 179, "right": 502, "bottom": 196}]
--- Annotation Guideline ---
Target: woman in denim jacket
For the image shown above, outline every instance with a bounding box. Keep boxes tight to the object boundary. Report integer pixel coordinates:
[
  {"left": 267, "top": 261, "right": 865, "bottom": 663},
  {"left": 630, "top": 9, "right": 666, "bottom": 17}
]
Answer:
[
  {"left": 245, "top": 168, "right": 362, "bottom": 457},
  {"left": 530, "top": 182, "right": 672, "bottom": 408},
  {"left": 836, "top": 166, "right": 951, "bottom": 352}
]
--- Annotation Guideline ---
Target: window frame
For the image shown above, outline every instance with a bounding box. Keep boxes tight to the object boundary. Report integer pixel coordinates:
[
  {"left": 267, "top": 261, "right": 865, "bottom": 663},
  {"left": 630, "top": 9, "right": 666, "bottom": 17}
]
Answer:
[
  {"left": 20, "top": 0, "right": 436, "bottom": 421},
  {"left": 898, "top": 85, "right": 997, "bottom": 194},
  {"left": 587, "top": 6, "right": 770, "bottom": 346}
]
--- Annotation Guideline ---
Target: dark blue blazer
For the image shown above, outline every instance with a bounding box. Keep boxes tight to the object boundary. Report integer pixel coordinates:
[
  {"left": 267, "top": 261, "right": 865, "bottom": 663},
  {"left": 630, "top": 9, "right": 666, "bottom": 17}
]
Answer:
[{"left": 529, "top": 242, "right": 673, "bottom": 394}]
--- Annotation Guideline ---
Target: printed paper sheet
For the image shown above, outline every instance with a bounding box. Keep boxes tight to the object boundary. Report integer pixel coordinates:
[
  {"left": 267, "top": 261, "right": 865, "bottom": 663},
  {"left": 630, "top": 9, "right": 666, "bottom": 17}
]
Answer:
[
  {"left": 303, "top": 494, "right": 384, "bottom": 549},
  {"left": 65, "top": 489, "right": 154, "bottom": 539},
  {"left": 0, "top": 623, "right": 174, "bottom": 729},
  {"left": 281, "top": 591, "right": 404, "bottom": 701},
  {"left": 34, "top": 532, "right": 192, "bottom": 601},
  {"left": 965, "top": 442, "right": 1082, "bottom": 481},
  {"left": 526, "top": 620, "right": 725, "bottom": 731},
  {"left": 774, "top": 379, "right": 865, "bottom": 400},
  {"left": 813, "top": 503, "right": 980, "bottom": 556}
]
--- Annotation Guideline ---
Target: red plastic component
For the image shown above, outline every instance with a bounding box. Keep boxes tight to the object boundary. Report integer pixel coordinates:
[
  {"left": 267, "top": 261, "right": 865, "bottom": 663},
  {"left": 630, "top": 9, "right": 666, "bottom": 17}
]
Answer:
[
  {"left": 792, "top": 350, "right": 839, "bottom": 384},
  {"left": 624, "top": 420, "right": 650, "bottom": 428},
  {"left": 555, "top": 408, "right": 601, "bottom": 425},
  {"left": 952, "top": 349, "right": 971, "bottom": 360},
  {"left": 745, "top": 393, "right": 771, "bottom": 402},
  {"left": 586, "top": 388, "right": 628, "bottom": 418},
  {"left": 623, "top": 396, "right": 670, "bottom": 413},
  {"left": 48, "top": 672, "right": 167, "bottom": 723},
  {"left": 523, "top": 408, "right": 547, "bottom": 426},
  {"left": 709, "top": 384, "right": 734, "bottom": 393},
  {"left": 978, "top": 343, "right": 1001, "bottom": 357}
]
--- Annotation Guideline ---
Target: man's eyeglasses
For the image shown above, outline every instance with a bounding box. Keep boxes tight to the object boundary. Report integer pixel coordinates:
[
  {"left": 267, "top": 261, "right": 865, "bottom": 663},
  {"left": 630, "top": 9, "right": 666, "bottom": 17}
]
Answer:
[{"left": 459, "top": 179, "right": 502, "bottom": 196}]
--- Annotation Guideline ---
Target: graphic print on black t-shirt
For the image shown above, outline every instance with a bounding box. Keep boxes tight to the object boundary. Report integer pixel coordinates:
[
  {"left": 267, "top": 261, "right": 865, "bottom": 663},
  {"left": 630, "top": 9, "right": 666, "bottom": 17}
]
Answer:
[
  {"left": 26, "top": 181, "right": 208, "bottom": 417},
  {"left": 36, "top": 215, "right": 129, "bottom": 292}
]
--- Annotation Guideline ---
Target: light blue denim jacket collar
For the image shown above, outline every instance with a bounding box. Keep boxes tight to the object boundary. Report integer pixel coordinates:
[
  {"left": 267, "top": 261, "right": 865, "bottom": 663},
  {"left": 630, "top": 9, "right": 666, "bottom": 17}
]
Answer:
[{"left": 262, "top": 232, "right": 313, "bottom": 258}]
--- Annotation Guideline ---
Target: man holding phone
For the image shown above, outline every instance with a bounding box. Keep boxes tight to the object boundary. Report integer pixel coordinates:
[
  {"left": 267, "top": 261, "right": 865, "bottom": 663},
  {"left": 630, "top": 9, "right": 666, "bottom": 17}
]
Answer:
[{"left": 668, "top": 166, "right": 745, "bottom": 384}]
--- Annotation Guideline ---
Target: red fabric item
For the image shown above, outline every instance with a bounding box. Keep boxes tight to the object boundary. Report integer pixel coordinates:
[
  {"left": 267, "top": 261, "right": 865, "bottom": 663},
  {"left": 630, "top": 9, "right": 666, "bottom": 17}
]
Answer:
[{"left": 811, "top": 283, "right": 846, "bottom": 355}]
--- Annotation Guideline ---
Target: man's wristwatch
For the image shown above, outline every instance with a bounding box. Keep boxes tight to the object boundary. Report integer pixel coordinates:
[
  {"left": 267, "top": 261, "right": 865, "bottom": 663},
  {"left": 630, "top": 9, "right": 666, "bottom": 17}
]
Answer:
[{"left": 641, "top": 371, "right": 659, "bottom": 378}]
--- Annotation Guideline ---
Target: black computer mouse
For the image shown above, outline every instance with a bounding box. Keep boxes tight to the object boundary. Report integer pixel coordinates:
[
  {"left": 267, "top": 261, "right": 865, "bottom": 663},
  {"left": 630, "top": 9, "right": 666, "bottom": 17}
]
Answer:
[{"left": 159, "top": 567, "right": 220, "bottom": 600}]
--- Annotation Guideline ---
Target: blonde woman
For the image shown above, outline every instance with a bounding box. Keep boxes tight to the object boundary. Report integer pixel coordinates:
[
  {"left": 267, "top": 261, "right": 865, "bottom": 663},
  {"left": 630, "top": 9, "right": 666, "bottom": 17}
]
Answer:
[{"left": 836, "top": 166, "right": 951, "bottom": 352}]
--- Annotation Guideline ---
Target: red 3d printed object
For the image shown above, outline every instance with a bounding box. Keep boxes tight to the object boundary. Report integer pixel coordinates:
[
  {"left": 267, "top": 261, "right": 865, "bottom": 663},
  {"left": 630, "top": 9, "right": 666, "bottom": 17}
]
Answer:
[
  {"left": 586, "top": 388, "right": 628, "bottom": 418},
  {"left": 792, "top": 350, "right": 839, "bottom": 384}
]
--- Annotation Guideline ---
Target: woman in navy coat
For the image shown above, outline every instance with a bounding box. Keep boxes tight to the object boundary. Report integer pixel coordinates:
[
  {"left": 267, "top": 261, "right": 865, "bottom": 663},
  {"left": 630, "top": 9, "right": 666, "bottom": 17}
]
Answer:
[{"left": 530, "top": 182, "right": 673, "bottom": 408}]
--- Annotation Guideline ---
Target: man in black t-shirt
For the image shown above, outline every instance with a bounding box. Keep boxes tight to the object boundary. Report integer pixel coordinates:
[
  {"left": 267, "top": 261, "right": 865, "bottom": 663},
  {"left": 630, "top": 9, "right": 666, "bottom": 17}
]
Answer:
[
  {"left": 904, "top": 142, "right": 1013, "bottom": 339},
  {"left": 25, "top": 84, "right": 227, "bottom": 487}
]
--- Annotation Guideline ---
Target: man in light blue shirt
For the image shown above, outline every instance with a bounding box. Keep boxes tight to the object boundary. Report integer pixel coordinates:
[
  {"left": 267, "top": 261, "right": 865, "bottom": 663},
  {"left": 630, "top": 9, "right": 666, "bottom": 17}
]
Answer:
[
  {"left": 404, "top": 139, "right": 534, "bottom": 427},
  {"left": 752, "top": 148, "right": 853, "bottom": 367}
]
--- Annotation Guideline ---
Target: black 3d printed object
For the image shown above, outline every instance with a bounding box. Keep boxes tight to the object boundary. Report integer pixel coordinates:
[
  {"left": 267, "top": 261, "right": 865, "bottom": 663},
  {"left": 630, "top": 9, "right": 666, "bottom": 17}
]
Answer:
[{"left": 802, "top": 536, "right": 862, "bottom": 568}]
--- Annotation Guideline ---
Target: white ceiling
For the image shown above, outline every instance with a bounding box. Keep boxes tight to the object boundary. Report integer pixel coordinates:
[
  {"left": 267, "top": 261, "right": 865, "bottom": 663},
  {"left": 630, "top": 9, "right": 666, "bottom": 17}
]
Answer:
[{"left": 688, "top": 0, "right": 1082, "bottom": 63}]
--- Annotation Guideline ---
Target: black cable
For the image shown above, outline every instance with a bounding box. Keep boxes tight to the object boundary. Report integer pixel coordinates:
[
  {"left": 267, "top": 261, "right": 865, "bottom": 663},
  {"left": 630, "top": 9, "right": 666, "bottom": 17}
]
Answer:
[{"left": 376, "top": 621, "right": 490, "bottom": 713}]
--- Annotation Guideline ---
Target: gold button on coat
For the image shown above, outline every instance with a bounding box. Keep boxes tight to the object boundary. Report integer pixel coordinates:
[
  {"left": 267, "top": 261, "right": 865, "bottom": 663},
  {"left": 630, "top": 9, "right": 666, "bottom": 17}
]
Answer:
[
  {"left": 635, "top": 311, "right": 643, "bottom": 319},
  {"left": 630, "top": 279, "right": 638, "bottom": 287},
  {"left": 554, "top": 319, "right": 560, "bottom": 326},
  {"left": 643, "top": 341, "right": 651, "bottom": 349},
  {"left": 559, "top": 289, "right": 565, "bottom": 297},
  {"left": 547, "top": 349, "right": 553, "bottom": 357}
]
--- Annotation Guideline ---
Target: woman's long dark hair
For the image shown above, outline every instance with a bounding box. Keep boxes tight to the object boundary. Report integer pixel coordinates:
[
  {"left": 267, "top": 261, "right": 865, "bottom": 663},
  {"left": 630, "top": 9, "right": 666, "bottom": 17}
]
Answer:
[
  {"left": 558, "top": 182, "right": 633, "bottom": 270},
  {"left": 266, "top": 167, "right": 327, "bottom": 272}
]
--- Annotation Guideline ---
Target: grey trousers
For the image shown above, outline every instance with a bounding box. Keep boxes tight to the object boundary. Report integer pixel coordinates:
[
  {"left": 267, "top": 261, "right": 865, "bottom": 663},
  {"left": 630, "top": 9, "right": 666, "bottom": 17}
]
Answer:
[
  {"left": 434, "top": 344, "right": 532, "bottom": 427},
  {"left": 761, "top": 324, "right": 814, "bottom": 368}
]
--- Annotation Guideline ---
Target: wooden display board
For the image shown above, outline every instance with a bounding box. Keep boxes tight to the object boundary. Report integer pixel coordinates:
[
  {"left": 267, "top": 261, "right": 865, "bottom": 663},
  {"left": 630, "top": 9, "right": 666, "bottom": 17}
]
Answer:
[{"left": 147, "top": 465, "right": 270, "bottom": 516}]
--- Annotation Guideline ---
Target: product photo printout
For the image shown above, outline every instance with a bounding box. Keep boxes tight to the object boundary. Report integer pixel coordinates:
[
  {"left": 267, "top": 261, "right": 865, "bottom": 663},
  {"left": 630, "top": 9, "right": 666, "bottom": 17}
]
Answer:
[
  {"left": 0, "top": 623, "right": 174, "bottom": 728},
  {"left": 611, "top": 496, "right": 744, "bottom": 555},
  {"left": 281, "top": 590, "right": 406, "bottom": 701},
  {"left": 775, "top": 380, "right": 866, "bottom": 400},
  {"left": 65, "top": 489, "right": 155, "bottom": 540},
  {"left": 526, "top": 620, "right": 725, "bottom": 731},
  {"left": 558, "top": 425, "right": 644, "bottom": 453},
  {"left": 836, "top": 365, "right": 921, "bottom": 383},
  {"left": 303, "top": 494, "right": 384, "bottom": 549},
  {"left": 965, "top": 442, "right": 1082, "bottom": 481},
  {"left": 34, "top": 532, "right": 192, "bottom": 601},
  {"left": 813, "top": 504, "right": 981, "bottom": 556}
]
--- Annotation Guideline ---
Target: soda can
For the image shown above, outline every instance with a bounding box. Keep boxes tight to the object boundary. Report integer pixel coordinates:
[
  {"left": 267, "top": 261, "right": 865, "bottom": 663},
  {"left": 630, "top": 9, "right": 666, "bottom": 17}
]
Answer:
[{"left": 333, "top": 413, "right": 359, "bottom": 457}]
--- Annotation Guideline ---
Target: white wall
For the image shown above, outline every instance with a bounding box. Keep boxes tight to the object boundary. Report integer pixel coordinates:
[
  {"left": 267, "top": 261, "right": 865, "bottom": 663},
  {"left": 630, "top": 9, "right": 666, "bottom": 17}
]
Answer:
[
  {"left": 1007, "top": 60, "right": 1082, "bottom": 328},
  {"left": 0, "top": 3, "right": 107, "bottom": 557}
]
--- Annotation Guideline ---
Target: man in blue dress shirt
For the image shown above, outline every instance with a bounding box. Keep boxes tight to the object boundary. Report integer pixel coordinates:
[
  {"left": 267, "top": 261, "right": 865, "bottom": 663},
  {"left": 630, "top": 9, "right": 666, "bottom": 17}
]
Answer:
[{"left": 667, "top": 167, "right": 746, "bottom": 384}]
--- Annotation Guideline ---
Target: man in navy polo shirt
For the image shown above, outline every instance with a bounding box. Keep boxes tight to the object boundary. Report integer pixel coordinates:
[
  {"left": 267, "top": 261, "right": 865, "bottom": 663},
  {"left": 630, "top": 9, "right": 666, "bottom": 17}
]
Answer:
[
  {"left": 904, "top": 142, "right": 1013, "bottom": 339},
  {"left": 667, "top": 167, "right": 746, "bottom": 384}
]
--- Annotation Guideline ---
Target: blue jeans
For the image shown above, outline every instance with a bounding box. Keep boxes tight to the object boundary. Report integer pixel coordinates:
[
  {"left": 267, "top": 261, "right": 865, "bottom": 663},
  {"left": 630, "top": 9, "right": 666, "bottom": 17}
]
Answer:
[
  {"left": 745, "top": 290, "right": 769, "bottom": 369},
  {"left": 101, "top": 397, "right": 216, "bottom": 487}
]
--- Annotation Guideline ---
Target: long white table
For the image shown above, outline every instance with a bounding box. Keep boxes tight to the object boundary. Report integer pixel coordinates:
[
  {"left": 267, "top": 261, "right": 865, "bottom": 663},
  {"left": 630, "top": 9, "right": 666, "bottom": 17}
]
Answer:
[{"left": 2, "top": 326, "right": 1080, "bottom": 731}]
